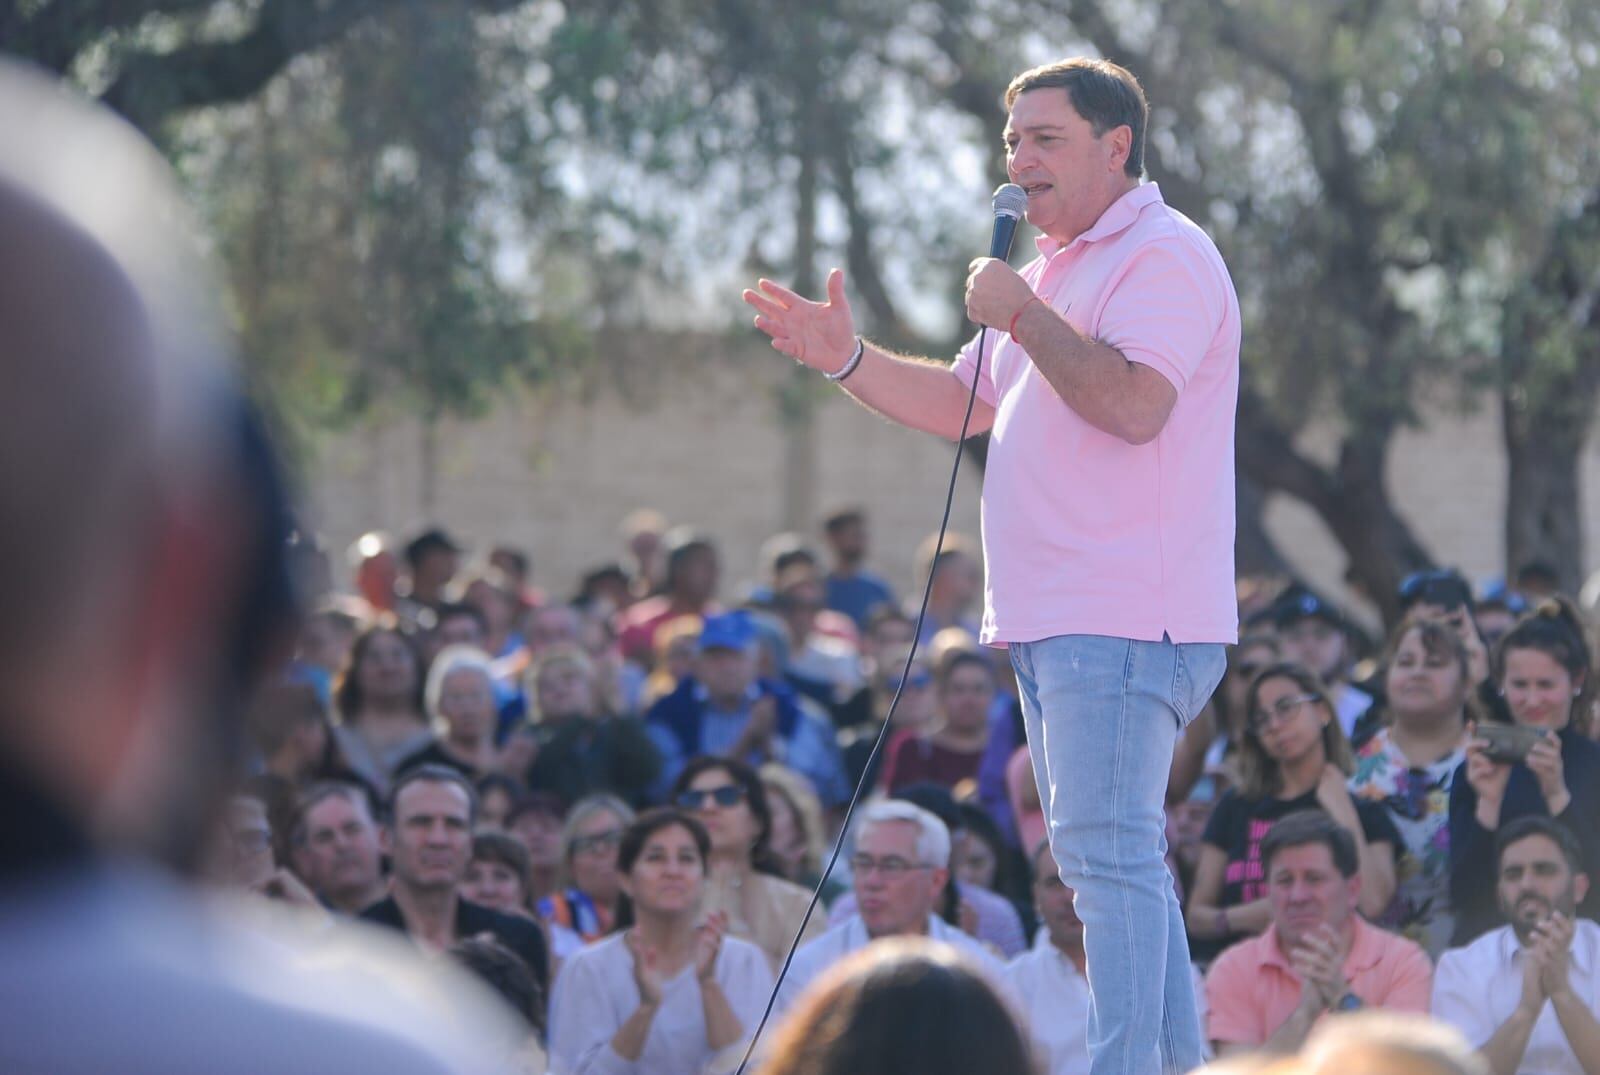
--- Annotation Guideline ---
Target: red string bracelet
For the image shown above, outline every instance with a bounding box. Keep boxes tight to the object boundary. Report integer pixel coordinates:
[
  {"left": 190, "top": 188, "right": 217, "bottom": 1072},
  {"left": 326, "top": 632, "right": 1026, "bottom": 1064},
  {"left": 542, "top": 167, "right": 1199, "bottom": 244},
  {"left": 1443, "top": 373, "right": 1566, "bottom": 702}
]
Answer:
[{"left": 1008, "top": 296, "right": 1042, "bottom": 338}]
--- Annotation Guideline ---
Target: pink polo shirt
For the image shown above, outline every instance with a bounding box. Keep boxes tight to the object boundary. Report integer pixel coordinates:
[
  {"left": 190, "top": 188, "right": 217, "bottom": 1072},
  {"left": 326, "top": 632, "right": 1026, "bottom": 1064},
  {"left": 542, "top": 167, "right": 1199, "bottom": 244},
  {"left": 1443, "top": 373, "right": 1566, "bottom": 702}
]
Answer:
[
  {"left": 950, "top": 182, "right": 1239, "bottom": 645},
  {"left": 1204, "top": 919, "right": 1434, "bottom": 1048}
]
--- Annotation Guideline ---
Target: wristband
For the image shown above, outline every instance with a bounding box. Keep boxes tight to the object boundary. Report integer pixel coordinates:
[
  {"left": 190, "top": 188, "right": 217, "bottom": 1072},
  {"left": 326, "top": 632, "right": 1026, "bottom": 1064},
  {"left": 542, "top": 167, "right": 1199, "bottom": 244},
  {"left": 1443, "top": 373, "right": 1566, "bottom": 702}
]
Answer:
[
  {"left": 824, "top": 336, "right": 865, "bottom": 383},
  {"left": 1008, "top": 296, "right": 1043, "bottom": 338}
]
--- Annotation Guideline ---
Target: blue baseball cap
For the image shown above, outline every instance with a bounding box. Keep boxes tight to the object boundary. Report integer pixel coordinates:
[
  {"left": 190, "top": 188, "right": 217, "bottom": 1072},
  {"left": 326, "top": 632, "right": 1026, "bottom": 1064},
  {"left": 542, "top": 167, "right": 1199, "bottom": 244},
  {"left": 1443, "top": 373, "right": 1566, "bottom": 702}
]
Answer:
[
  {"left": 1271, "top": 585, "right": 1344, "bottom": 629},
  {"left": 698, "top": 610, "right": 757, "bottom": 652}
]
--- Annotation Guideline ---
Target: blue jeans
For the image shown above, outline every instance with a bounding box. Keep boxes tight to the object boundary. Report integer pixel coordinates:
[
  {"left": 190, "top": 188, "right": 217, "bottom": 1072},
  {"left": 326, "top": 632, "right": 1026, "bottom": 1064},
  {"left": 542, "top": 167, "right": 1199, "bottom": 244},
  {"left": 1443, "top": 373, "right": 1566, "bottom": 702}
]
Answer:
[{"left": 1010, "top": 634, "right": 1226, "bottom": 1075}]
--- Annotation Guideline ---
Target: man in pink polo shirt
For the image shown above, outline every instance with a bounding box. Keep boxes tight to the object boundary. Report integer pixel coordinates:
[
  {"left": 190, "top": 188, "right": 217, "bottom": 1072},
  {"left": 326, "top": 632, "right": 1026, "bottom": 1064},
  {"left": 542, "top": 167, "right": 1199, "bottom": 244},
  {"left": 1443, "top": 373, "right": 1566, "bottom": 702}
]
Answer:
[
  {"left": 744, "top": 57, "right": 1237, "bottom": 1074},
  {"left": 1205, "top": 811, "right": 1433, "bottom": 1056}
]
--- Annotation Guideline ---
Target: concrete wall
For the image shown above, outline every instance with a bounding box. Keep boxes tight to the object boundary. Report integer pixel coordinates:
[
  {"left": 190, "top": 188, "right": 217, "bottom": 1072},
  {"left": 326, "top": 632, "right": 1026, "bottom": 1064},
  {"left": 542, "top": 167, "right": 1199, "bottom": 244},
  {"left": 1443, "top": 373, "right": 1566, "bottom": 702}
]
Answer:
[{"left": 302, "top": 337, "right": 1600, "bottom": 624}]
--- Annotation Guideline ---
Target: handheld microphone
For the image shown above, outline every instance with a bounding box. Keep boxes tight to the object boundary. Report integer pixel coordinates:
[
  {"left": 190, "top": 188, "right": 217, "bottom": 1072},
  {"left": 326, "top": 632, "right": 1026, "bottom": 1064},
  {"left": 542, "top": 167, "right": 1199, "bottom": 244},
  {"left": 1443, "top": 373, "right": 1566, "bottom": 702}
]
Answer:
[{"left": 989, "top": 182, "right": 1028, "bottom": 260}]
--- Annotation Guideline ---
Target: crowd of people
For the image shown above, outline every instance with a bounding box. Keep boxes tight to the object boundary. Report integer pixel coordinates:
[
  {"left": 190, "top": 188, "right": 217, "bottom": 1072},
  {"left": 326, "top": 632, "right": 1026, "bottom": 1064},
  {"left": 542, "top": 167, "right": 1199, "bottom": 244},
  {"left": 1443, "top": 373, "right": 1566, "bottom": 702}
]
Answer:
[{"left": 212, "top": 509, "right": 1600, "bottom": 1075}]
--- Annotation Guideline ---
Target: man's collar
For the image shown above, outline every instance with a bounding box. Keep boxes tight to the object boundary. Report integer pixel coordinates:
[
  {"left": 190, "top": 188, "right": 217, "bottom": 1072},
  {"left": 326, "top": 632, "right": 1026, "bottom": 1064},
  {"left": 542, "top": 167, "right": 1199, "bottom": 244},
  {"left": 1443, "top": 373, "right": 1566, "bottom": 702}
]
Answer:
[{"left": 1035, "top": 182, "right": 1163, "bottom": 257}]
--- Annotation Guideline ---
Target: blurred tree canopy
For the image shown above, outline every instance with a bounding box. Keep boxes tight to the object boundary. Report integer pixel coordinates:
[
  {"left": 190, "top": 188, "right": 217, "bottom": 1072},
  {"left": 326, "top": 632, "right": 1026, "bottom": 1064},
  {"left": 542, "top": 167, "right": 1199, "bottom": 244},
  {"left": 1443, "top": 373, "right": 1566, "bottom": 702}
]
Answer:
[{"left": 6, "top": 0, "right": 1599, "bottom": 617}]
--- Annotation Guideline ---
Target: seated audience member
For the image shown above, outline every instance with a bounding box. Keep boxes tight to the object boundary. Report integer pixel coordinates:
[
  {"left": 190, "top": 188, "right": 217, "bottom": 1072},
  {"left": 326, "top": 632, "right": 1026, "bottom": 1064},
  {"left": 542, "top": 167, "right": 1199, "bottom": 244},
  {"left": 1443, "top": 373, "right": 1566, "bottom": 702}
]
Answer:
[
  {"left": 477, "top": 773, "right": 523, "bottom": 831},
  {"left": 426, "top": 601, "right": 490, "bottom": 665},
  {"left": 1399, "top": 569, "right": 1493, "bottom": 691},
  {"left": 290, "top": 782, "right": 388, "bottom": 914},
  {"left": 247, "top": 681, "right": 333, "bottom": 787},
  {"left": 332, "top": 622, "right": 433, "bottom": 796},
  {"left": 523, "top": 646, "right": 662, "bottom": 808},
  {"left": 880, "top": 650, "right": 997, "bottom": 795},
  {"left": 508, "top": 791, "right": 568, "bottom": 905},
  {"left": 758, "top": 937, "right": 1034, "bottom": 1075},
  {"left": 952, "top": 800, "right": 1026, "bottom": 908},
  {"left": 394, "top": 645, "right": 506, "bottom": 781},
  {"left": 1273, "top": 587, "right": 1374, "bottom": 741},
  {"left": 1206, "top": 811, "right": 1432, "bottom": 1056},
  {"left": 449, "top": 936, "right": 549, "bottom": 1073},
  {"left": 461, "top": 569, "right": 528, "bottom": 663},
  {"left": 778, "top": 801, "right": 1005, "bottom": 1010},
  {"left": 1005, "top": 840, "right": 1092, "bottom": 1075},
  {"left": 671, "top": 756, "right": 825, "bottom": 970},
  {"left": 910, "top": 533, "right": 983, "bottom": 644},
  {"left": 463, "top": 830, "right": 536, "bottom": 917},
  {"left": 1432, "top": 817, "right": 1600, "bottom": 1075},
  {"left": 617, "top": 528, "right": 721, "bottom": 665},
  {"left": 202, "top": 793, "right": 318, "bottom": 907},
  {"left": 647, "top": 610, "right": 848, "bottom": 806},
  {"left": 1349, "top": 617, "right": 1475, "bottom": 957},
  {"left": 1450, "top": 598, "right": 1600, "bottom": 944},
  {"left": 841, "top": 648, "right": 939, "bottom": 792},
  {"left": 761, "top": 763, "right": 848, "bottom": 907},
  {"left": 1188, "top": 664, "right": 1399, "bottom": 962},
  {"left": 1296, "top": 1012, "right": 1487, "bottom": 1075},
  {"left": 820, "top": 507, "right": 896, "bottom": 633},
  {"left": 361, "top": 766, "right": 550, "bottom": 995},
  {"left": 547, "top": 810, "right": 773, "bottom": 1075},
  {"left": 641, "top": 613, "right": 704, "bottom": 706},
  {"left": 540, "top": 794, "right": 636, "bottom": 943},
  {"left": 829, "top": 785, "right": 1027, "bottom": 957}
]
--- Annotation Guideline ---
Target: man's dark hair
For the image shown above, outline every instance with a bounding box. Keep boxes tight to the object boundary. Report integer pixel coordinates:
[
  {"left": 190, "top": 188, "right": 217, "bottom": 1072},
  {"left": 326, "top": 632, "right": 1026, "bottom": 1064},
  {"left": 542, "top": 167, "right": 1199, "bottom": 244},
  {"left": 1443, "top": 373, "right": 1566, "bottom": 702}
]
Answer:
[
  {"left": 1496, "top": 816, "right": 1586, "bottom": 877},
  {"left": 489, "top": 545, "right": 531, "bottom": 581},
  {"left": 823, "top": 508, "right": 865, "bottom": 535},
  {"left": 448, "top": 936, "right": 545, "bottom": 1041},
  {"left": 1260, "top": 810, "right": 1359, "bottom": 879},
  {"left": 1004, "top": 58, "right": 1149, "bottom": 178},
  {"left": 389, "top": 764, "right": 479, "bottom": 826}
]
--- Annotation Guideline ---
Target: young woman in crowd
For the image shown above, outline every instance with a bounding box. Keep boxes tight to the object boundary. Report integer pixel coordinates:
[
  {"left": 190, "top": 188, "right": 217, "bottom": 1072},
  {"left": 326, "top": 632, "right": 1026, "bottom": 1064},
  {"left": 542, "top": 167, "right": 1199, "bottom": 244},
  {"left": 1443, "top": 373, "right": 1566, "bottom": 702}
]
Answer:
[
  {"left": 547, "top": 809, "right": 772, "bottom": 1075},
  {"left": 508, "top": 791, "right": 568, "bottom": 906},
  {"left": 332, "top": 622, "right": 431, "bottom": 794},
  {"left": 1449, "top": 596, "right": 1600, "bottom": 942},
  {"left": 395, "top": 645, "right": 506, "bottom": 781},
  {"left": 670, "top": 756, "right": 825, "bottom": 970},
  {"left": 1185, "top": 663, "right": 1398, "bottom": 962},
  {"left": 540, "top": 794, "right": 636, "bottom": 943},
  {"left": 760, "top": 762, "right": 847, "bottom": 908},
  {"left": 1348, "top": 617, "right": 1476, "bottom": 957},
  {"left": 878, "top": 651, "right": 996, "bottom": 794}
]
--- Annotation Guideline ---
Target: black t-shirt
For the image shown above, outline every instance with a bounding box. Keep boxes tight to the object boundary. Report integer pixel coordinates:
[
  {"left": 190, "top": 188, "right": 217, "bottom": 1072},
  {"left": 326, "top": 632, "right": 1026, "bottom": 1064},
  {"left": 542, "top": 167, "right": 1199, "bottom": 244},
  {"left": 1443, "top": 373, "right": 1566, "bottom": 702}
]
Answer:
[
  {"left": 1203, "top": 786, "right": 1400, "bottom": 906},
  {"left": 1193, "top": 785, "right": 1401, "bottom": 961}
]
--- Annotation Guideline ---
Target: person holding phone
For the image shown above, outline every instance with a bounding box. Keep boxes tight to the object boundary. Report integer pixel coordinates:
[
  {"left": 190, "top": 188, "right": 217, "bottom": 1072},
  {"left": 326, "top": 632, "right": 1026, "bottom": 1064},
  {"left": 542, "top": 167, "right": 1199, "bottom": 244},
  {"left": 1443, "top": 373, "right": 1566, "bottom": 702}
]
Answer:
[{"left": 1449, "top": 597, "right": 1600, "bottom": 945}]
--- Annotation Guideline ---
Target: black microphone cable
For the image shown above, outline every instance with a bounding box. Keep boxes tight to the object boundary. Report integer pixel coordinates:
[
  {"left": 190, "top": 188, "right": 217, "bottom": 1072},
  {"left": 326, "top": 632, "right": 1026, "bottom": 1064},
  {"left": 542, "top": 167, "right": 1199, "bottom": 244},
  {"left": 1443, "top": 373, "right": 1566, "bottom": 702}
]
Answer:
[{"left": 732, "top": 183, "right": 1026, "bottom": 1073}]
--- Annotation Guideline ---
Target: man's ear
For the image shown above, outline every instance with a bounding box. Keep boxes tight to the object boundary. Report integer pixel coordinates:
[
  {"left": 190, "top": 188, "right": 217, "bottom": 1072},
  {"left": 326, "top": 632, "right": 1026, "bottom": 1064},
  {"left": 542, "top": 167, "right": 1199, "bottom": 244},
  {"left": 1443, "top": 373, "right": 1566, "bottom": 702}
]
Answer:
[
  {"left": 930, "top": 866, "right": 950, "bottom": 900},
  {"left": 1575, "top": 871, "right": 1590, "bottom": 906}
]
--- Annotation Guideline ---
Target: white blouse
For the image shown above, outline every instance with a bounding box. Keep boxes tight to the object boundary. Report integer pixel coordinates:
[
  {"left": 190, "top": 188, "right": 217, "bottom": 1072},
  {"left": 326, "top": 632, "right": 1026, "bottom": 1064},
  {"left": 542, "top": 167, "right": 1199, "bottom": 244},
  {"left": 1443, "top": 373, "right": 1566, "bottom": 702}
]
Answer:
[{"left": 548, "top": 931, "right": 774, "bottom": 1075}]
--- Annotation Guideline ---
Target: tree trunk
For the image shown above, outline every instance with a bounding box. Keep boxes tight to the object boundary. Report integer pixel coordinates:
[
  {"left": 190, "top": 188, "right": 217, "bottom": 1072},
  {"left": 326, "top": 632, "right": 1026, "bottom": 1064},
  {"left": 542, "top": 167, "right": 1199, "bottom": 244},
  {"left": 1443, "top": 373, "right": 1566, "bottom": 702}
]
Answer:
[
  {"left": 778, "top": 80, "right": 820, "bottom": 533},
  {"left": 1502, "top": 399, "right": 1587, "bottom": 592}
]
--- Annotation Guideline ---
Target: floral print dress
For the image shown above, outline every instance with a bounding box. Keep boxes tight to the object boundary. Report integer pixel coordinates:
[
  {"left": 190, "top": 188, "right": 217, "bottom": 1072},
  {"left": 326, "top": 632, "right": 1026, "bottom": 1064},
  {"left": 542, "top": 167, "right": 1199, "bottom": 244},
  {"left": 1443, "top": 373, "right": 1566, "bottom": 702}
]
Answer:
[{"left": 1348, "top": 726, "right": 1466, "bottom": 959}]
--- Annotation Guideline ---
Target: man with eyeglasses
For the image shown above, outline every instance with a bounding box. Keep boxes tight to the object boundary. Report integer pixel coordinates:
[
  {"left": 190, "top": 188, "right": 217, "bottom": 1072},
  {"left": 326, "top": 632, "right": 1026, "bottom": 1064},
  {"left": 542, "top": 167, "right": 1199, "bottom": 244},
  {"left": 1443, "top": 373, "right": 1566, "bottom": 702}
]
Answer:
[{"left": 774, "top": 800, "right": 1006, "bottom": 1011}]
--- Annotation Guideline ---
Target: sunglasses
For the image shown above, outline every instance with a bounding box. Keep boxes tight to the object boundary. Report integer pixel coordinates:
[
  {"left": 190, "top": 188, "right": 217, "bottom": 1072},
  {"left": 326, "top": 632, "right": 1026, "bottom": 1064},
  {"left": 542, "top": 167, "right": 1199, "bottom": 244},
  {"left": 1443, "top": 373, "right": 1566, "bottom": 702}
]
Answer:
[{"left": 676, "top": 785, "right": 746, "bottom": 810}]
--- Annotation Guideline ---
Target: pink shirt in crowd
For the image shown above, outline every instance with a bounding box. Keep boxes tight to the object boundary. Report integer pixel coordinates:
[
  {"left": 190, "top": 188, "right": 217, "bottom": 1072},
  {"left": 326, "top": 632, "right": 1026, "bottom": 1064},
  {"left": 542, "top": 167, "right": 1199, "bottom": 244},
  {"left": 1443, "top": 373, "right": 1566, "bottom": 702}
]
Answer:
[
  {"left": 950, "top": 182, "right": 1240, "bottom": 646},
  {"left": 1204, "top": 919, "right": 1433, "bottom": 1048}
]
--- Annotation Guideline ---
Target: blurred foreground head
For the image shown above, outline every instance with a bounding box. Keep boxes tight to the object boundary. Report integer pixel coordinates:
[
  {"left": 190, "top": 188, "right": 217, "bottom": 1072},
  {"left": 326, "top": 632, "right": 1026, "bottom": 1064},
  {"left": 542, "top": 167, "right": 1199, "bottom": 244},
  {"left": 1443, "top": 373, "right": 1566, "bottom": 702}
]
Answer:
[
  {"left": 0, "top": 59, "right": 297, "bottom": 869},
  {"left": 757, "top": 937, "right": 1035, "bottom": 1075}
]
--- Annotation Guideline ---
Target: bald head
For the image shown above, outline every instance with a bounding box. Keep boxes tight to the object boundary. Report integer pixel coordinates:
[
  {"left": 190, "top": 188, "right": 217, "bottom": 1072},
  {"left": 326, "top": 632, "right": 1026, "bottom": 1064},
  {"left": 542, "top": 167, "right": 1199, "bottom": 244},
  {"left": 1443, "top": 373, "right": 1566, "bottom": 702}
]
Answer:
[{"left": 0, "top": 61, "right": 291, "bottom": 857}]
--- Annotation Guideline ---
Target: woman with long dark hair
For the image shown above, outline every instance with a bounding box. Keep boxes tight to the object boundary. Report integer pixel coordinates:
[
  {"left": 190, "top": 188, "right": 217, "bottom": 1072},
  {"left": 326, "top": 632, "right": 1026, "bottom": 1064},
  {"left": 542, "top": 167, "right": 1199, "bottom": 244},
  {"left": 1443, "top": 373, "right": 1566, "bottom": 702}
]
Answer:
[
  {"left": 670, "top": 756, "right": 825, "bottom": 970},
  {"left": 331, "top": 622, "right": 430, "bottom": 794},
  {"left": 1185, "top": 662, "right": 1398, "bottom": 962},
  {"left": 1449, "top": 596, "right": 1600, "bottom": 942},
  {"left": 547, "top": 809, "right": 772, "bottom": 1075}
]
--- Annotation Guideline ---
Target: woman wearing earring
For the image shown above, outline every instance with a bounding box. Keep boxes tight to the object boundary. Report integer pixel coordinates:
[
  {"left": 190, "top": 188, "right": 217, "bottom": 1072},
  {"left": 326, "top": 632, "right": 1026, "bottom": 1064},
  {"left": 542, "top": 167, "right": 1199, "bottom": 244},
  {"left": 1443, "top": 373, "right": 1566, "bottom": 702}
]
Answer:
[
  {"left": 670, "top": 756, "right": 825, "bottom": 970},
  {"left": 1448, "top": 596, "right": 1600, "bottom": 943}
]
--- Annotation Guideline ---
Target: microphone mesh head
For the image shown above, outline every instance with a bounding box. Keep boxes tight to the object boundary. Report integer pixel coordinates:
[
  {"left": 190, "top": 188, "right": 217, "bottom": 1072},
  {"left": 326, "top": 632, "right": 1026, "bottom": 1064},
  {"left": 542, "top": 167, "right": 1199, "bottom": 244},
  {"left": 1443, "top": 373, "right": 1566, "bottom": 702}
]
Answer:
[{"left": 992, "top": 183, "right": 1028, "bottom": 220}]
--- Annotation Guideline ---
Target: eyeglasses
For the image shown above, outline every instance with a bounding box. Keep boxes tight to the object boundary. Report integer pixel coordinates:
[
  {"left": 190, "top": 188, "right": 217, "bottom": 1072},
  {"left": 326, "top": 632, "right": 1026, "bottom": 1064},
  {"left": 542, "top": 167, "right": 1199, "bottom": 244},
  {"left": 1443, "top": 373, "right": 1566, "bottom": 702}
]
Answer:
[
  {"left": 676, "top": 785, "right": 746, "bottom": 810},
  {"left": 849, "top": 853, "right": 932, "bottom": 877},
  {"left": 1250, "top": 693, "right": 1320, "bottom": 732},
  {"left": 571, "top": 829, "right": 624, "bottom": 857}
]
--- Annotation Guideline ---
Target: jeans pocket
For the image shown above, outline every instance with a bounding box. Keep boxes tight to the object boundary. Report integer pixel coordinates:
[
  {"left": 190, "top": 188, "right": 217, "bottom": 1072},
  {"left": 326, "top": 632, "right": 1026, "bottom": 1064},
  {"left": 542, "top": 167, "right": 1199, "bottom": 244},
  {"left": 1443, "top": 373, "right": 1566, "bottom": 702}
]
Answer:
[{"left": 1174, "top": 643, "right": 1227, "bottom": 727}]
